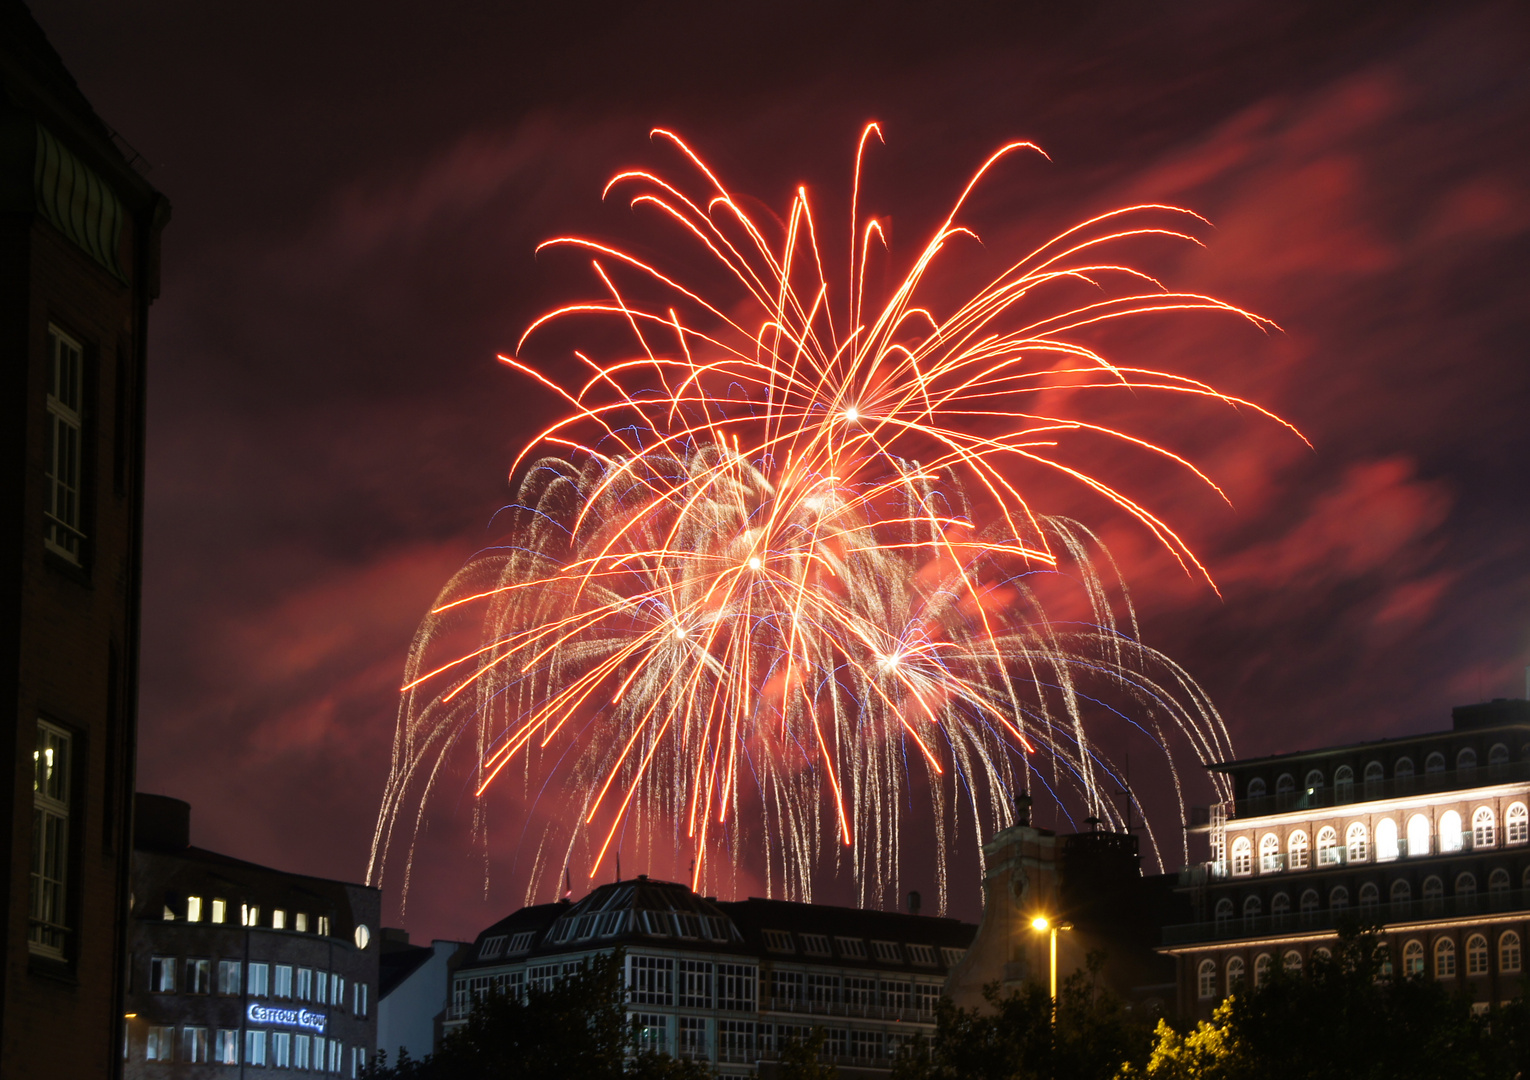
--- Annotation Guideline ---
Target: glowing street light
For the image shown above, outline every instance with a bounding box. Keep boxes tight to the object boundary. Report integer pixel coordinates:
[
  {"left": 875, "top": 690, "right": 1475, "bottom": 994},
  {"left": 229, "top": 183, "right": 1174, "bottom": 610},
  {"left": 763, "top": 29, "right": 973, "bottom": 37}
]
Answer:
[{"left": 1030, "top": 915, "right": 1072, "bottom": 1022}]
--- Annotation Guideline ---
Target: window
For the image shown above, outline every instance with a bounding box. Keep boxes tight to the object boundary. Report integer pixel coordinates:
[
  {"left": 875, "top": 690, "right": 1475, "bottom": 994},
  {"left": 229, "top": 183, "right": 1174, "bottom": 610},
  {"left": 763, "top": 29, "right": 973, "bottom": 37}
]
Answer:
[
  {"left": 242, "top": 903, "right": 258, "bottom": 926},
  {"left": 44, "top": 326, "right": 85, "bottom": 562},
  {"left": 1254, "top": 953, "right": 1273, "bottom": 987},
  {"left": 1346, "top": 822, "right": 1368, "bottom": 863},
  {"left": 354, "top": 981, "right": 368, "bottom": 1017},
  {"left": 907, "top": 943, "right": 936, "bottom": 965},
  {"left": 1283, "top": 950, "right": 1302, "bottom": 974},
  {"left": 151, "top": 956, "right": 176, "bottom": 993},
  {"left": 186, "top": 958, "right": 211, "bottom": 994},
  {"left": 1425, "top": 752, "right": 1445, "bottom": 774},
  {"left": 1490, "top": 868, "right": 1511, "bottom": 904},
  {"left": 1490, "top": 743, "right": 1510, "bottom": 766},
  {"left": 294, "top": 1034, "right": 311, "bottom": 1069},
  {"left": 29, "top": 722, "right": 71, "bottom": 959},
  {"left": 1313, "top": 947, "right": 1332, "bottom": 964},
  {"left": 1408, "top": 814, "right": 1431, "bottom": 857},
  {"left": 505, "top": 930, "right": 534, "bottom": 953},
  {"left": 318, "top": 915, "right": 331, "bottom": 936},
  {"left": 1300, "top": 890, "right": 1319, "bottom": 921},
  {"left": 1509, "top": 803, "right": 1529, "bottom": 845},
  {"left": 1276, "top": 773, "right": 1295, "bottom": 798},
  {"left": 1242, "top": 895, "right": 1261, "bottom": 928},
  {"left": 1501, "top": 932, "right": 1522, "bottom": 974},
  {"left": 628, "top": 955, "right": 674, "bottom": 1006},
  {"left": 807, "top": 973, "right": 839, "bottom": 1006},
  {"left": 1423, "top": 876, "right": 1444, "bottom": 914},
  {"left": 1403, "top": 940, "right": 1425, "bottom": 976},
  {"left": 186, "top": 896, "right": 203, "bottom": 922},
  {"left": 210, "top": 898, "right": 226, "bottom": 924},
  {"left": 634, "top": 1014, "right": 669, "bottom": 1054},
  {"left": 1247, "top": 777, "right": 1266, "bottom": 798},
  {"left": 146, "top": 1025, "right": 175, "bottom": 1062},
  {"left": 1214, "top": 898, "right": 1233, "bottom": 929},
  {"left": 274, "top": 964, "right": 294, "bottom": 998},
  {"left": 248, "top": 962, "right": 270, "bottom": 997},
  {"left": 478, "top": 935, "right": 507, "bottom": 960},
  {"left": 1434, "top": 939, "right": 1456, "bottom": 979},
  {"left": 845, "top": 976, "right": 876, "bottom": 1008},
  {"left": 1457, "top": 747, "right": 1477, "bottom": 773},
  {"left": 1288, "top": 831, "right": 1309, "bottom": 870},
  {"left": 1396, "top": 757, "right": 1415, "bottom": 781},
  {"left": 1197, "top": 959, "right": 1216, "bottom": 999},
  {"left": 1259, "top": 833, "right": 1281, "bottom": 873},
  {"left": 1304, "top": 769, "right": 1324, "bottom": 791},
  {"left": 331, "top": 973, "right": 345, "bottom": 1006},
  {"left": 679, "top": 1017, "right": 708, "bottom": 1060},
  {"left": 836, "top": 936, "right": 867, "bottom": 959},
  {"left": 1230, "top": 837, "right": 1252, "bottom": 876},
  {"left": 717, "top": 964, "right": 757, "bottom": 1011},
  {"left": 1391, "top": 879, "right": 1411, "bottom": 905},
  {"left": 871, "top": 940, "right": 902, "bottom": 963},
  {"left": 881, "top": 979, "right": 911, "bottom": 1010},
  {"left": 718, "top": 1020, "right": 756, "bottom": 1064},
  {"left": 1456, "top": 872, "right": 1478, "bottom": 911},
  {"left": 272, "top": 1031, "right": 291, "bottom": 1068},
  {"left": 1473, "top": 806, "right": 1496, "bottom": 849},
  {"left": 1271, "top": 892, "right": 1291, "bottom": 923},
  {"left": 295, "top": 967, "right": 313, "bottom": 1000},
  {"left": 941, "top": 947, "right": 966, "bottom": 967},
  {"left": 761, "top": 929, "right": 794, "bottom": 952},
  {"left": 1359, "top": 883, "right": 1379, "bottom": 915},
  {"left": 1364, "top": 761, "right": 1384, "bottom": 794},
  {"left": 1439, "top": 811, "right": 1463, "bottom": 853},
  {"left": 218, "top": 960, "right": 241, "bottom": 994},
  {"left": 1376, "top": 943, "right": 1393, "bottom": 981},
  {"left": 1226, "top": 956, "right": 1246, "bottom": 990},
  {"left": 273, "top": 909, "right": 287, "bottom": 930},
  {"left": 678, "top": 959, "right": 712, "bottom": 1008},
  {"left": 915, "top": 982, "right": 941, "bottom": 1015},
  {"left": 183, "top": 1027, "right": 209, "bottom": 1064},
  {"left": 1316, "top": 827, "right": 1339, "bottom": 865},
  {"left": 800, "top": 933, "right": 831, "bottom": 956},
  {"left": 215, "top": 1029, "right": 239, "bottom": 1065},
  {"left": 1330, "top": 886, "right": 1349, "bottom": 912},
  {"left": 246, "top": 1030, "right": 267, "bottom": 1067},
  {"left": 770, "top": 970, "right": 803, "bottom": 1005},
  {"left": 295, "top": 912, "right": 308, "bottom": 932},
  {"left": 1376, "top": 818, "right": 1399, "bottom": 861},
  {"left": 1466, "top": 934, "right": 1489, "bottom": 976},
  {"left": 1334, "top": 765, "right": 1354, "bottom": 800}
]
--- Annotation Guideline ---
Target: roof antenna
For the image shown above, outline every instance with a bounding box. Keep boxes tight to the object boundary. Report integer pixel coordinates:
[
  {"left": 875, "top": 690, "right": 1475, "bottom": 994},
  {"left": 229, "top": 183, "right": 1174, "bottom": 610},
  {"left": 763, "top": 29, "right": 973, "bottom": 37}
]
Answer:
[{"left": 615, "top": 852, "right": 621, "bottom": 883}]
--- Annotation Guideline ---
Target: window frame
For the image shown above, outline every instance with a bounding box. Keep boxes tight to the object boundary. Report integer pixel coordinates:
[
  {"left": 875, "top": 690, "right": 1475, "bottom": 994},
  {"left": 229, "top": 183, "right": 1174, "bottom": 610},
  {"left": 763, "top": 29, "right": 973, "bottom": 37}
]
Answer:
[
  {"left": 29, "top": 720, "right": 73, "bottom": 961},
  {"left": 43, "top": 324, "right": 88, "bottom": 565}
]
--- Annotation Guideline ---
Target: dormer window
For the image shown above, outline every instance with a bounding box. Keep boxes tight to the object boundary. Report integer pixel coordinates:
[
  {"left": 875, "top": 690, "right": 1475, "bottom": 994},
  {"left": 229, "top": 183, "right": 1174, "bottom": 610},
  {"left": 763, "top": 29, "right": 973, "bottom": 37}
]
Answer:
[
  {"left": 210, "top": 899, "right": 227, "bottom": 924},
  {"left": 508, "top": 931, "right": 536, "bottom": 952},
  {"left": 835, "top": 936, "right": 867, "bottom": 959},
  {"left": 800, "top": 933, "right": 831, "bottom": 957},
  {"left": 186, "top": 896, "right": 203, "bottom": 922},
  {"left": 871, "top": 941, "right": 902, "bottom": 963},
  {"left": 762, "top": 929, "right": 794, "bottom": 952},
  {"left": 478, "top": 935, "right": 508, "bottom": 960}
]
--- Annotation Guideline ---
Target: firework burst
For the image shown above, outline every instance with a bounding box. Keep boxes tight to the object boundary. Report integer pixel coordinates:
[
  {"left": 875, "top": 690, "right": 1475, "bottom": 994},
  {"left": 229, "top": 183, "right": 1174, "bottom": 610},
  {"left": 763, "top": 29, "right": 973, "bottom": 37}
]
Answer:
[{"left": 369, "top": 125, "right": 1298, "bottom": 913}]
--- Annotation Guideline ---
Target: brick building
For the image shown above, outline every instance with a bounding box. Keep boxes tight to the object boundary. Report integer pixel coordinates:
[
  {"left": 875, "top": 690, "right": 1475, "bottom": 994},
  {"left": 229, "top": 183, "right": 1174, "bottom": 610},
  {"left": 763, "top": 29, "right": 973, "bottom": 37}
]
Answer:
[
  {"left": 1163, "top": 697, "right": 1530, "bottom": 1018},
  {"left": 0, "top": 3, "right": 169, "bottom": 1077}
]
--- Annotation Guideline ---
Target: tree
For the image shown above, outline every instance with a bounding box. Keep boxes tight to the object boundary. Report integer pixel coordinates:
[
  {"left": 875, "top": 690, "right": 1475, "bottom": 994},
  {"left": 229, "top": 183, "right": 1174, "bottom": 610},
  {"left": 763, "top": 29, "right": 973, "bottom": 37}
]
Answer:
[
  {"left": 776, "top": 1027, "right": 839, "bottom": 1080},
  {"left": 365, "top": 950, "right": 709, "bottom": 1080}
]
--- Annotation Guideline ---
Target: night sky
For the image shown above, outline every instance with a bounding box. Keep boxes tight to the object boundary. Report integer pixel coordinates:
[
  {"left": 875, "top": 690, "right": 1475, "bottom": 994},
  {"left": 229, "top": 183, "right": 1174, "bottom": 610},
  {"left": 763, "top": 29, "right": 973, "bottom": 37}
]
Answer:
[{"left": 28, "top": 1, "right": 1530, "bottom": 940}]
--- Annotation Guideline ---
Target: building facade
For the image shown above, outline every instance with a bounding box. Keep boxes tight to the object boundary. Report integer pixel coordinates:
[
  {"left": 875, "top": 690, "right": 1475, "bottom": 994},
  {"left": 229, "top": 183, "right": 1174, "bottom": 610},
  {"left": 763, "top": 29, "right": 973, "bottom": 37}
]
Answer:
[
  {"left": 377, "top": 931, "right": 465, "bottom": 1066},
  {"left": 1, "top": 5, "right": 169, "bottom": 1077},
  {"left": 125, "top": 795, "right": 381, "bottom": 1077},
  {"left": 1164, "top": 698, "right": 1530, "bottom": 1018},
  {"left": 448, "top": 876, "right": 976, "bottom": 1078}
]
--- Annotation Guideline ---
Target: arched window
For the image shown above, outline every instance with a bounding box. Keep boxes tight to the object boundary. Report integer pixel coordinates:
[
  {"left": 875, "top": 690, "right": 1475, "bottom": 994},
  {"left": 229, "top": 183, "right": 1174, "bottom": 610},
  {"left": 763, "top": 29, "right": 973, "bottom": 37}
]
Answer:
[
  {"left": 1283, "top": 950, "right": 1303, "bottom": 974},
  {"left": 1501, "top": 932, "right": 1522, "bottom": 974},
  {"left": 1346, "top": 822, "right": 1369, "bottom": 862},
  {"left": 1391, "top": 878, "right": 1412, "bottom": 905},
  {"left": 1260, "top": 833, "right": 1281, "bottom": 873},
  {"left": 1276, "top": 773, "right": 1295, "bottom": 795},
  {"left": 1425, "top": 752, "right": 1446, "bottom": 774},
  {"left": 1407, "top": 814, "right": 1431, "bottom": 858},
  {"left": 1305, "top": 768, "right": 1325, "bottom": 791},
  {"left": 1423, "top": 876, "right": 1444, "bottom": 915},
  {"left": 1489, "top": 868, "right": 1511, "bottom": 905},
  {"left": 1434, "top": 938, "right": 1456, "bottom": 979},
  {"left": 1376, "top": 942, "right": 1394, "bottom": 981},
  {"left": 1473, "top": 806, "right": 1496, "bottom": 849},
  {"left": 1330, "top": 886, "right": 1349, "bottom": 911},
  {"left": 1440, "top": 810, "right": 1463, "bottom": 853},
  {"left": 1197, "top": 959, "right": 1217, "bottom": 999},
  {"left": 1376, "top": 818, "right": 1399, "bottom": 861},
  {"left": 1271, "top": 892, "right": 1291, "bottom": 925},
  {"left": 1334, "top": 765, "right": 1354, "bottom": 801},
  {"left": 1457, "top": 747, "right": 1477, "bottom": 773},
  {"left": 1490, "top": 743, "right": 1510, "bottom": 766},
  {"left": 1466, "top": 934, "right": 1489, "bottom": 976},
  {"left": 1395, "top": 757, "right": 1415, "bottom": 781},
  {"left": 1215, "top": 898, "right": 1234, "bottom": 928},
  {"left": 1231, "top": 837, "right": 1253, "bottom": 876},
  {"left": 1254, "top": 953, "right": 1273, "bottom": 987},
  {"left": 1288, "top": 831, "right": 1310, "bottom": 870},
  {"left": 1523, "top": 865, "right": 1530, "bottom": 892},
  {"left": 1359, "top": 882, "right": 1379, "bottom": 915},
  {"left": 1316, "top": 826, "right": 1339, "bottom": 866},
  {"left": 1403, "top": 939, "right": 1425, "bottom": 976},
  {"left": 1456, "top": 872, "right": 1477, "bottom": 912},
  {"left": 1364, "top": 761, "right": 1385, "bottom": 795},
  {"left": 1508, "top": 803, "right": 1529, "bottom": 845},
  {"left": 1300, "top": 890, "right": 1319, "bottom": 923},
  {"left": 1247, "top": 777, "right": 1266, "bottom": 799},
  {"left": 1243, "top": 895, "right": 1262, "bottom": 928},
  {"left": 1226, "top": 956, "right": 1246, "bottom": 990}
]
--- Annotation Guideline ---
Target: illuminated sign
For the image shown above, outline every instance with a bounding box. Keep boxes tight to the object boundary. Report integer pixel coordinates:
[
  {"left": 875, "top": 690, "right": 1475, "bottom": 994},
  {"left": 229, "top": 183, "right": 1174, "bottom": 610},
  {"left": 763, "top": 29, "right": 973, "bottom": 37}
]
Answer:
[{"left": 247, "top": 1003, "right": 327, "bottom": 1034}]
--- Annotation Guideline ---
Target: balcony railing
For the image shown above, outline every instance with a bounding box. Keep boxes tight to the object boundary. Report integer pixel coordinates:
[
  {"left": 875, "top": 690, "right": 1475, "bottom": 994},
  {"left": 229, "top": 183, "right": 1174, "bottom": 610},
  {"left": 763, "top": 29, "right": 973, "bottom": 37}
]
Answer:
[
  {"left": 1233, "top": 763, "right": 1530, "bottom": 819},
  {"left": 762, "top": 996, "right": 934, "bottom": 1022},
  {"left": 1164, "top": 887, "right": 1530, "bottom": 945}
]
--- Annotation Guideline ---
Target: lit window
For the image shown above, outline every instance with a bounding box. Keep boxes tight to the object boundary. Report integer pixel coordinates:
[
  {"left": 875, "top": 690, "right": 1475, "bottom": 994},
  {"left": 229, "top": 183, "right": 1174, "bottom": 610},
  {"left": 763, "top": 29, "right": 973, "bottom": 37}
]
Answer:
[
  {"left": 274, "top": 965, "right": 293, "bottom": 998},
  {"left": 243, "top": 904, "right": 260, "bottom": 927},
  {"left": 150, "top": 956, "right": 175, "bottom": 992},
  {"left": 295, "top": 912, "right": 308, "bottom": 933},
  {"left": 182, "top": 1027, "right": 209, "bottom": 1064},
  {"left": 210, "top": 899, "right": 226, "bottom": 924},
  {"left": 1259, "top": 833, "right": 1281, "bottom": 872},
  {"left": 1434, "top": 938, "right": 1456, "bottom": 978},
  {"left": 245, "top": 1030, "right": 267, "bottom": 1066},
  {"left": 272, "top": 1031, "right": 291, "bottom": 1068},
  {"left": 1346, "top": 822, "right": 1368, "bottom": 863},
  {"left": 186, "top": 958, "right": 210, "bottom": 994},
  {"left": 247, "top": 962, "right": 269, "bottom": 997},
  {"left": 1467, "top": 935, "right": 1489, "bottom": 976},
  {"left": 317, "top": 914, "right": 331, "bottom": 936},
  {"left": 1230, "top": 837, "right": 1252, "bottom": 876},
  {"left": 217, "top": 960, "right": 241, "bottom": 994},
  {"left": 1226, "top": 956, "right": 1245, "bottom": 990},
  {"left": 1376, "top": 818, "right": 1399, "bottom": 860},
  {"left": 1473, "top": 806, "right": 1496, "bottom": 849},
  {"left": 1407, "top": 814, "right": 1431, "bottom": 857},
  {"left": 1197, "top": 959, "right": 1216, "bottom": 999},
  {"left": 215, "top": 1029, "right": 239, "bottom": 1065},
  {"left": 1509, "top": 804, "right": 1529, "bottom": 845},
  {"left": 146, "top": 1025, "right": 175, "bottom": 1062},
  {"left": 1254, "top": 953, "right": 1273, "bottom": 987},
  {"left": 297, "top": 968, "right": 313, "bottom": 1000},
  {"left": 186, "top": 896, "right": 203, "bottom": 922},
  {"left": 273, "top": 909, "right": 287, "bottom": 930},
  {"left": 294, "top": 1033, "right": 311, "bottom": 1069},
  {"left": 1283, "top": 950, "right": 1302, "bottom": 974},
  {"left": 161, "top": 905, "right": 175, "bottom": 921},
  {"left": 44, "top": 326, "right": 85, "bottom": 562},
  {"left": 30, "top": 722, "right": 72, "bottom": 960},
  {"left": 1440, "top": 811, "right": 1463, "bottom": 853},
  {"left": 1404, "top": 940, "right": 1425, "bottom": 976},
  {"left": 314, "top": 968, "right": 329, "bottom": 1005},
  {"left": 1316, "top": 827, "right": 1339, "bottom": 865},
  {"left": 1501, "top": 932, "right": 1522, "bottom": 974},
  {"left": 1287, "top": 831, "right": 1309, "bottom": 870}
]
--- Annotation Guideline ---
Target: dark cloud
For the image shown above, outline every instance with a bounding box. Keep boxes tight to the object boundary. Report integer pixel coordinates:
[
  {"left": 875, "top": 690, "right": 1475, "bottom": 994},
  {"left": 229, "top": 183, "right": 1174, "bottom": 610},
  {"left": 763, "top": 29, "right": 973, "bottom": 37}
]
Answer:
[{"left": 27, "top": 0, "right": 1530, "bottom": 938}]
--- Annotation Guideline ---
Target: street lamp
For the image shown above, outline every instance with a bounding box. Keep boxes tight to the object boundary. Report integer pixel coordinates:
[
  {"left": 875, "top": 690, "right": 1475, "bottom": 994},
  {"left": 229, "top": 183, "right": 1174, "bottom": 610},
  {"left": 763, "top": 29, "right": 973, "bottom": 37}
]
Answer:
[{"left": 1030, "top": 915, "right": 1073, "bottom": 1022}]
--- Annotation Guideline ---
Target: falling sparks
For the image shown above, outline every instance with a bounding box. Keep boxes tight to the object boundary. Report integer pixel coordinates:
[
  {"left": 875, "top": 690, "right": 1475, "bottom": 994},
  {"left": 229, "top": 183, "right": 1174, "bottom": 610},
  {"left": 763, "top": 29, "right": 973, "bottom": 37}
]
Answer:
[{"left": 369, "top": 125, "right": 1299, "bottom": 913}]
